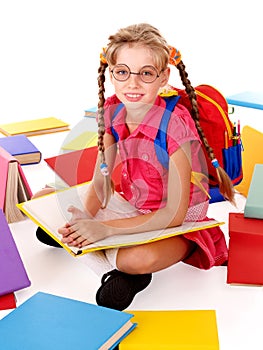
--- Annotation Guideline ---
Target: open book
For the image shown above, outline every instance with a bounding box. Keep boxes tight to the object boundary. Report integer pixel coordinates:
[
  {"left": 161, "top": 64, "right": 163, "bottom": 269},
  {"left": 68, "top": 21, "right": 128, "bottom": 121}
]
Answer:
[
  {"left": 18, "top": 182, "right": 223, "bottom": 257},
  {"left": 0, "top": 147, "right": 32, "bottom": 223}
]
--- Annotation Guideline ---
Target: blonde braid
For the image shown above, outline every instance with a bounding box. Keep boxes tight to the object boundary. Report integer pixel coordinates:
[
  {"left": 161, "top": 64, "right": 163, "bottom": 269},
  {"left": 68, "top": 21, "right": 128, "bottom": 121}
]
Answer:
[{"left": 176, "top": 60, "right": 235, "bottom": 203}]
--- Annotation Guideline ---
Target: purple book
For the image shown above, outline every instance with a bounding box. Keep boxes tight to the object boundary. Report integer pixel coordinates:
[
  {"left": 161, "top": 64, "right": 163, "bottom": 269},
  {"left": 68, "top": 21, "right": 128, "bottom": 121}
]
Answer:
[{"left": 0, "top": 209, "right": 31, "bottom": 295}]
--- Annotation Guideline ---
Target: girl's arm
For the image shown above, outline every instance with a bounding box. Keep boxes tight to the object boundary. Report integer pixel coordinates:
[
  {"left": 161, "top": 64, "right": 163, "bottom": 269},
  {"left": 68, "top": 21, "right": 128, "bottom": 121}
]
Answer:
[
  {"left": 82, "top": 132, "right": 118, "bottom": 218},
  {"left": 60, "top": 142, "right": 192, "bottom": 247}
]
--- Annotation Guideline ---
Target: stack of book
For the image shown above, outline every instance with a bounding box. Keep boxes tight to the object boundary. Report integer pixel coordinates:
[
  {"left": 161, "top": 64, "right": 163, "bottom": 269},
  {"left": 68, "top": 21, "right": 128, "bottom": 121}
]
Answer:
[
  {"left": 0, "top": 134, "right": 41, "bottom": 165},
  {"left": 0, "top": 116, "right": 70, "bottom": 223}
]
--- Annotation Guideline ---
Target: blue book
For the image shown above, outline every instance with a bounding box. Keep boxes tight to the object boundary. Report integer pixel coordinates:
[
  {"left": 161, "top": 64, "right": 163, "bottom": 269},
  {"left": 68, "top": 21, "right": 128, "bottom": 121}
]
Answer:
[
  {"left": 0, "top": 134, "right": 41, "bottom": 165},
  {"left": 244, "top": 164, "right": 263, "bottom": 219},
  {"left": 226, "top": 91, "right": 263, "bottom": 110},
  {"left": 0, "top": 292, "right": 136, "bottom": 350},
  {"left": 84, "top": 106, "right": 97, "bottom": 118}
]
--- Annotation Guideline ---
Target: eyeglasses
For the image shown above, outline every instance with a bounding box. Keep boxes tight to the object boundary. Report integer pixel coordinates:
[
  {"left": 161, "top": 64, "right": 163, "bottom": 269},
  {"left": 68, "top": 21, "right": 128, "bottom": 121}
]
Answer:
[{"left": 110, "top": 64, "right": 161, "bottom": 83}]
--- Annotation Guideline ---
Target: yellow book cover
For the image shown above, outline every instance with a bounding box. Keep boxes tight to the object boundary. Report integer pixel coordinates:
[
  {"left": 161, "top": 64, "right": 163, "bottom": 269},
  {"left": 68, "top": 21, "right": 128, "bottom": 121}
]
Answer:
[
  {"left": 235, "top": 125, "right": 263, "bottom": 197},
  {"left": 119, "top": 310, "right": 220, "bottom": 349},
  {"left": 17, "top": 182, "right": 223, "bottom": 257},
  {"left": 0, "top": 117, "right": 70, "bottom": 137},
  {"left": 61, "top": 131, "right": 98, "bottom": 150}
]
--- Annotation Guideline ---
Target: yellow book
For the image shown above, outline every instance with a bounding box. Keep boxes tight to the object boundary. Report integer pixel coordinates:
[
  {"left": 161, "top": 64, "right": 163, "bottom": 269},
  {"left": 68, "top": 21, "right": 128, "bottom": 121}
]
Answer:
[
  {"left": 61, "top": 131, "right": 98, "bottom": 150},
  {"left": 17, "top": 182, "right": 223, "bottom": 257},
  {"left": 0, "top": 117, "right": 70, "bottom": 137},
  {"left": 119, "top": 310, "right": 220, "bottom": 349},
  {"left": 235, "top": 125, "right": 263, "bottom": 197}
]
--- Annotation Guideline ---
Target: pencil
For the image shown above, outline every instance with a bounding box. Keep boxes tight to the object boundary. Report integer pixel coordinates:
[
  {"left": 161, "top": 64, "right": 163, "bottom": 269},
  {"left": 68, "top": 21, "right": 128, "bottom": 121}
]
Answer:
[
  {"left": 237, "top": 119, "right": 241, "bottom": 135},
  {"left": 224, "top": 130, "right": 228, "bottom": 149},
  {"left": 232, "top": 122, "right": 237, "bottom": 146}
]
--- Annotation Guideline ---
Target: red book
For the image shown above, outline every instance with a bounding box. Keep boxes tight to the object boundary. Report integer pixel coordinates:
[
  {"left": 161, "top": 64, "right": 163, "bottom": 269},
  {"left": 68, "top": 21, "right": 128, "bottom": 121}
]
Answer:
[
  {"left": 227, "top": 212, "right": 263, "bottom": 285},
  {"left": 0, "top": 293, "right": 16, "bottom": 310},
  {"left": 45, "top": 147, "right": 121, "bottom": 191}
]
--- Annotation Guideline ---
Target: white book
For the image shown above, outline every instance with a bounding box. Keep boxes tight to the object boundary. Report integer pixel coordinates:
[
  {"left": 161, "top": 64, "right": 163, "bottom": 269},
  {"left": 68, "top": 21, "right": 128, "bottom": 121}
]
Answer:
[{"left": 18, "top": 182, "right": 223, "bottom": 256}]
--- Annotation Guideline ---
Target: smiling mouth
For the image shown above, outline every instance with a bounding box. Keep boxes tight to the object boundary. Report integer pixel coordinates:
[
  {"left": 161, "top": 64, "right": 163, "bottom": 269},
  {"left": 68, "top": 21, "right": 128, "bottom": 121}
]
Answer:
[{"left": 126, "top": 93, "right": 142, "bottom": 98}]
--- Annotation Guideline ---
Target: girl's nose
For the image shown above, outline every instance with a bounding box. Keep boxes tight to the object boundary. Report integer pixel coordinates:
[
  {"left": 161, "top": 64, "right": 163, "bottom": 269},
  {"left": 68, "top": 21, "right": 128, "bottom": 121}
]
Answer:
[{"left": 127, "top": 73, "right": 141, "bottom": 86}]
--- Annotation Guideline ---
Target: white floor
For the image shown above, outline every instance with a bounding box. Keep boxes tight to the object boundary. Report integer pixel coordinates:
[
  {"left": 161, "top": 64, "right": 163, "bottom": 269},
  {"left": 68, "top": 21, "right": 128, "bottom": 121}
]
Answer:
[{"left": 1, "top": 107, "right": 263, "bottom": 350}]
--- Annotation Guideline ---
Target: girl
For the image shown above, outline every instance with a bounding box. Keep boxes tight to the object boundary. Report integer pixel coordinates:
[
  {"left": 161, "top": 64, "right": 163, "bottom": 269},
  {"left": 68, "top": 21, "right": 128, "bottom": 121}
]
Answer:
[{"left": 37, "top": 23, "right": 234, "bottom": 311}]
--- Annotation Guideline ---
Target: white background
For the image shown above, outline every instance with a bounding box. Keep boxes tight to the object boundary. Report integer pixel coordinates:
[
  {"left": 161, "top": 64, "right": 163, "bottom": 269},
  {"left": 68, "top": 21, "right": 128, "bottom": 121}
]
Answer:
[
  {"left": 0, "top": 2, "right": 263, "bottom": 349},
  {"left": 0, "top": 0, "right": 262, "bottom": 125}
]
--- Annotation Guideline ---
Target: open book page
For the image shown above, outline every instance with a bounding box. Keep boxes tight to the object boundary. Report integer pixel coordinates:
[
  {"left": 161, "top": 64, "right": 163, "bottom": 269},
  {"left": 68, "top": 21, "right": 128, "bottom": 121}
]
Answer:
[
  {"left": 5, "top": 162, "right": 26, "bottom": 223},
  {"left": 17, "top": 169, "right": 31, "bottom": 203},
  {"left": 18, "top": 182, "right": 223, "bottom": 256}
]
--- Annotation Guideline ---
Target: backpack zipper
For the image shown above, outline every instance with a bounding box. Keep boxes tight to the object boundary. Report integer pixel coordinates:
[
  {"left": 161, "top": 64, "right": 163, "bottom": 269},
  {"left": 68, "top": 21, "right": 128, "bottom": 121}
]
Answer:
[{"left": 196, "top": 89, "right": 233, "bottom": 138}]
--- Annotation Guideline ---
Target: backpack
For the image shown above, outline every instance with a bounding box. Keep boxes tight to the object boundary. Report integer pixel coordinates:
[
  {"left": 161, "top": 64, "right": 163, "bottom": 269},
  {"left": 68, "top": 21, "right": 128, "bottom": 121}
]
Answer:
[
  {"left": 110, "top": 84, "right": 243, "bottom": 202},
  {"left": 167, "top": 85, "right": 243, "bottom": 189}
]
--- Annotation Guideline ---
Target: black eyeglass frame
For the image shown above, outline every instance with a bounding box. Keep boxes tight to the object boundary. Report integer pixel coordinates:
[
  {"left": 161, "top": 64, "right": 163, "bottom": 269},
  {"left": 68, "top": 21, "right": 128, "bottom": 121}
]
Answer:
[{"left": 110, "top": 64, "right": 161, "bottom": 83}]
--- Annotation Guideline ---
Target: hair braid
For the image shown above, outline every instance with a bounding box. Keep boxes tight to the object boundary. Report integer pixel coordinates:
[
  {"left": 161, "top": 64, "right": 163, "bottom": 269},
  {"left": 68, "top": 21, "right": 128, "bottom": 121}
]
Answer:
[
  {"left": 176, "top": 61, "right": 216, "bottom": 161},
  {"left": 176, "top": 61, "right": 235, "bottom": 203},
  {"left": 97, "top": 61, "right": 112, "bottom": 208},
  {"left": 97, "top": 61, "right": 107, "bottom": 156}
]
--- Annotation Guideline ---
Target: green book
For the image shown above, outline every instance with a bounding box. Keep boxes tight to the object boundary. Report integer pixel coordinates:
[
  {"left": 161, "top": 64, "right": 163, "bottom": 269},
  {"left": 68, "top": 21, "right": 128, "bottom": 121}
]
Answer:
[{"left": 244, "top": 164, "right": 263, "bottom": 219}]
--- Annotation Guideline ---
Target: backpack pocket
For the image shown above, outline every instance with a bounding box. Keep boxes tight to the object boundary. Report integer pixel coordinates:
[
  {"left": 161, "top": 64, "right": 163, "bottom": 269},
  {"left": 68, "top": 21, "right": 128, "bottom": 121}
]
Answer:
[{"left": 222, "top": 143, "right": 243, "bottom": 186}]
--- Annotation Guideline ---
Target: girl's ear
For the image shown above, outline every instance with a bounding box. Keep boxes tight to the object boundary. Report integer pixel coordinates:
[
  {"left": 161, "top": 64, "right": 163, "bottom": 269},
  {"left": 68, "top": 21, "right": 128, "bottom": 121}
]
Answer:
[
  {"left": 160, "top": 67, "right": 170, "bottom": 87},
  {"left": 109, "top": 68, "right": 114, "bottom": 84}
]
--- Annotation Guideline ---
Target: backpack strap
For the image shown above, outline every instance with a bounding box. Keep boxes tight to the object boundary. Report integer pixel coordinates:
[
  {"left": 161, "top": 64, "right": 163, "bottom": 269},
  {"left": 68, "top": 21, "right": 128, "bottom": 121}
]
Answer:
[
  {"left": 110, "top": 97, "right": 210, "bottom": 198},
  {"left": 156, "top": 96, "right": 210, "bottom": 198},
  {"left": 110, "top": 96, "right": 181, "bottom": 166},
  {"left": 154, "top": 95, "right": 181, "bottom": 169},
  {"left": 110, "top": 103, "right": 125, "bottom": 141}
]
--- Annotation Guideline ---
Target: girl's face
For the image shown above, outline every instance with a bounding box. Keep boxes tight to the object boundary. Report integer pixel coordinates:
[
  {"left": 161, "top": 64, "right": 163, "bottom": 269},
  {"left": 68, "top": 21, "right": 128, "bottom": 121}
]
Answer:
[{"left": 109, "top": 44, "right": 170, "bottom": 108}]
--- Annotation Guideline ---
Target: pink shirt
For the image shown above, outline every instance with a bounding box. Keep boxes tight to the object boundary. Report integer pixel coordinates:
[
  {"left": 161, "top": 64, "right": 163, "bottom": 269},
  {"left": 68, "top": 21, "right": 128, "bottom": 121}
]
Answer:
[
  {"left": 105, "top": 95, "right": 228, "bottom": 270},
  {"left": 105, "top": 95, "right": 209, "bottom": 218}
]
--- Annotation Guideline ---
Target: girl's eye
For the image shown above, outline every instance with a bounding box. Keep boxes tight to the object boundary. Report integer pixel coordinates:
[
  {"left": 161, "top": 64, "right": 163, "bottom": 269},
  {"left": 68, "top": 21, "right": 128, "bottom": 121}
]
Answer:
[
  {"left": 141, "top": 69, "right": 154, "bottom": 76},
  {"left": 116, "top": 69, "right": 129, "bottom": 76},
  {"left": 120, "top": 70, "right": 128, "bottom": 75}
]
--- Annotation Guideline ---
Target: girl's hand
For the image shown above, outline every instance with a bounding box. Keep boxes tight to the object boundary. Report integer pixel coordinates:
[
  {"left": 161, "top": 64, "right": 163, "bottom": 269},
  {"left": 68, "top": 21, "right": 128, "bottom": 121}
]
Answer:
[
  {"left": 57, "top": 206, "right": 109, "bottom": 247},
  {"left": 67, "top": 205, "right": 90, "bottom": 220}
]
